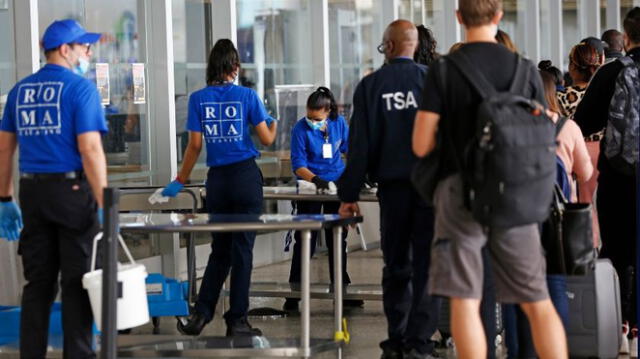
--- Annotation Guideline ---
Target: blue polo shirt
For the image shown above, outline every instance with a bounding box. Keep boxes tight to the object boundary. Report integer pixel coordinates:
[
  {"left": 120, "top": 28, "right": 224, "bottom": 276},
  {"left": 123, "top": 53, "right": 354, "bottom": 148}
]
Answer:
[
  {"left": 290, "top": 115, "right": 349, "bottom": 182},
  {"left": 0, "top": 64, "right": 107, "bottom": 173},
  {"left": 187, "top": 84, "right": 274, "bottom": 167}
]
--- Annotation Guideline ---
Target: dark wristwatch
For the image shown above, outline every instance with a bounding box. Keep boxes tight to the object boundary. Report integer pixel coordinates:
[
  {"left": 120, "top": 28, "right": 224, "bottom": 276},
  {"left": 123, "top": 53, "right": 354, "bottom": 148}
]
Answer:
[{"left": 0, "top": 196, "right": 12, "bottom": 202}]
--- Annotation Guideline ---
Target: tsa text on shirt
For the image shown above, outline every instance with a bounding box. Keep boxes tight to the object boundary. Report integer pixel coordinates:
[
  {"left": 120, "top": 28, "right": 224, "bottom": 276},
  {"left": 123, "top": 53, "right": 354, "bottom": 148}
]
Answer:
[{"left": 381, "top": 91, "right": 418, "bottom": 111}]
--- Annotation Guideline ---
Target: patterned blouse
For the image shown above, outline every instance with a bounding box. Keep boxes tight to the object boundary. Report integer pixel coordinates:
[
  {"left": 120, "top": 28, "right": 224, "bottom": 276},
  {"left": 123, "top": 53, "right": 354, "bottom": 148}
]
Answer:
[{"left": 557, "top": 85, "right": 587, "bottom": 119}]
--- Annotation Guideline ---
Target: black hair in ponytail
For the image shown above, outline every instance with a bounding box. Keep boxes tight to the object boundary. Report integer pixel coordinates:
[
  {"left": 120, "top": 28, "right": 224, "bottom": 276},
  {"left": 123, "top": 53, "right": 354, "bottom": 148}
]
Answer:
[{"left": 306, "top": 86, "right": 338, "bottom": 120}]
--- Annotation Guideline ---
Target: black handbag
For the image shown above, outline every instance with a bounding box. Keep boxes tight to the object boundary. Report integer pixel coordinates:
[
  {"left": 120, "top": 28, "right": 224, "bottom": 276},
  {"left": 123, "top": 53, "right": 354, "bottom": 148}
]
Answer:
[{"left": 541, "top": 185, "right": 597, "bottom": 276}]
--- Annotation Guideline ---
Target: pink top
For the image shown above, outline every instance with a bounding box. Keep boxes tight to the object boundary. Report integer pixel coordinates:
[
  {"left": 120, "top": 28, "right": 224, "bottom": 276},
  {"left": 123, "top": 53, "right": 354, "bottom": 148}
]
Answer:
[{"left": 555, "top": 118, "right": 594, "bottom": 202}]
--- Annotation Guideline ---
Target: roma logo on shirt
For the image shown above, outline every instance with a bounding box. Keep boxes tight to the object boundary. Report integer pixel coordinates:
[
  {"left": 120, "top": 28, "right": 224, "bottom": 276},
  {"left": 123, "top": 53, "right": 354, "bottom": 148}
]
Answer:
[
  {"left": 16, "top": 82, "right": 64, "bottom": 136},
  {"left": 200, "top": 101, "right": 244, "bottom": 143}
]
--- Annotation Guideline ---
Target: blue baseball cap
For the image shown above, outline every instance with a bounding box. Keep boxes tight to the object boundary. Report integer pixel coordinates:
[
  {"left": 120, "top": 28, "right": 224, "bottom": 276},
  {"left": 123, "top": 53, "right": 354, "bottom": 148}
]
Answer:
[{"left": 42, "top": 19, "right": 101, "bottom": 51}]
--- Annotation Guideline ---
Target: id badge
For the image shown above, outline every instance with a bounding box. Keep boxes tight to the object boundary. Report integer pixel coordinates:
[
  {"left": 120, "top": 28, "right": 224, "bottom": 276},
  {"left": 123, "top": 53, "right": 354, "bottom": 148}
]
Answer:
[{"left": 322, "top": 143, "right": 333, "bottom": 159}]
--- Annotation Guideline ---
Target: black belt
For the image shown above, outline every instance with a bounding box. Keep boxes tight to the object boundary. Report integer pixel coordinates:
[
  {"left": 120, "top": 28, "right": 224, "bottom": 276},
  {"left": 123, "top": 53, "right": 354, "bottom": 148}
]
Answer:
[{"left": 20, "top": 171, "right": 84, "bottom": 180}]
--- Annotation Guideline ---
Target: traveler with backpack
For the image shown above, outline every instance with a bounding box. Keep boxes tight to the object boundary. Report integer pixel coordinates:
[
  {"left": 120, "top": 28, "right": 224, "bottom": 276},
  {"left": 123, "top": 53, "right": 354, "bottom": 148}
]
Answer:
[
  {"left": 502, "top": 71, "right": 593, "bottom": 358},
  {"left": 573, "top": 7, "right": 639, "bottom": 330},
  {"left": 338, "top": 20, "right": 442, "bottom": 359},
  {"left": 412, "top": 1, "right": 568, "bottom": 358}
]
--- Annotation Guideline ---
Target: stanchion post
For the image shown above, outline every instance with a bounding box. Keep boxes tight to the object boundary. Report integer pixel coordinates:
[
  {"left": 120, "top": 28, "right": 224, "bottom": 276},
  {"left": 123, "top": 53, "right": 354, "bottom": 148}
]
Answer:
[
  {"left": 300, "top": 230, "right": 311, "bottom": 358},
  {"left": 101, "top": 187, "right": 120, "bottom": 359}
]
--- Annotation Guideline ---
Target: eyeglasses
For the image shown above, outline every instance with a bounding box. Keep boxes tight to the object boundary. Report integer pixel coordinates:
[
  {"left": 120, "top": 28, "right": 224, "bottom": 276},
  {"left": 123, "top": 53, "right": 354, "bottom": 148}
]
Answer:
[
  {"left": 68, "top": 43, "right": 92, "bottom": 55},
  {"left": 306, "top": 117, "right": 325, "bottom": 122}
]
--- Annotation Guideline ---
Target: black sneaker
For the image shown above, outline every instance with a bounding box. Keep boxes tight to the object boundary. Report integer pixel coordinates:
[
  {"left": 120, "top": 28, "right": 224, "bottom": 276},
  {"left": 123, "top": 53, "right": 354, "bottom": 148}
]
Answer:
[
  {"left": 381, "top": 347, "right": 403, "bottom": 359},
  {"left": 343, "top": 299, "right": 365, "bottom": 308},
  {"left": 176, "top": 312, "right": 208, "bottom": 336},
  {"left": 283, "top": 298, "right": 299, "bottom": 312},
  {"left": 225, "top": 317, "right": 263, "bottom": 337}
]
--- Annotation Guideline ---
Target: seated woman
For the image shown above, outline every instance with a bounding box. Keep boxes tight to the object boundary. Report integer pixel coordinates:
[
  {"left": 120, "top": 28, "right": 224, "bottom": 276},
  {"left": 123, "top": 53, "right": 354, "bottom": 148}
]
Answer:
[{"left": 283, "top": 87, "right": 363, "bottom": 311}]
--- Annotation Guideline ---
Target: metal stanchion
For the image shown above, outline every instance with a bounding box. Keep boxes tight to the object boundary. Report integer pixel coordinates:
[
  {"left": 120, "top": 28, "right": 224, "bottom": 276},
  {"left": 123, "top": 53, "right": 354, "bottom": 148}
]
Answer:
[
  {"left": 333, "top": 226, "right": 344, "bottom": 359},
  {"left": 101, "top": 187, "right": 119, "bottom": 359},
  {"left": 300, "top": 230, "right": 311, "bottom": 358}
]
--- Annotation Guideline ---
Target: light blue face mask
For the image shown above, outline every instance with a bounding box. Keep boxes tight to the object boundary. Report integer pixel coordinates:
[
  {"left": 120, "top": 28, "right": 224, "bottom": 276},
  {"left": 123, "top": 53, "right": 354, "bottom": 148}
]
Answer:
[
  {"left": 306, "top": 117, "right": 326, "bottom": 130},
  {"left": 74, "top": 57, "right": 90, "bottom": 76}
]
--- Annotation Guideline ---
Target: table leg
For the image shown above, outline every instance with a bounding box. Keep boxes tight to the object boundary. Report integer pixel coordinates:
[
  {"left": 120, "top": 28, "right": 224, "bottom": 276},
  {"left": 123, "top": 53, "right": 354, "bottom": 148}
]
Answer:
[
  {"left": 333, "top": 226, "right": 344, "bottom": 358},
  {"left": 301, "top": 229, "right": 311, "bottom": 358},
  {"left": 186, "top": 233, "right": 196, "bottom": 304}
]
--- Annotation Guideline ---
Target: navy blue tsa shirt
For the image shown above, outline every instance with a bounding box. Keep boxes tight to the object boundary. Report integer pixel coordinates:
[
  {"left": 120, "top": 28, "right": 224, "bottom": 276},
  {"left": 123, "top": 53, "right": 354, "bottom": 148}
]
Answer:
[
  {"left": 338, "top": 58, "right": 426, "bottom": 202},
  {"left": 187, "top": 84, "right": 274, "bottom": 167},
  {"left": 0, "top": 64, "right": 107, "bottom": 173},
  {"left": 290, "top": 115, "right": 349, "bottom": 182}
]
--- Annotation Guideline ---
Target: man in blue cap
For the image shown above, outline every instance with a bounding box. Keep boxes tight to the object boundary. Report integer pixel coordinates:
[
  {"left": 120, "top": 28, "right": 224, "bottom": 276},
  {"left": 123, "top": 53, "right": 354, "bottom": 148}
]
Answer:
[{"left": 0, "top": 19, "right": 106, "bottom": 358}]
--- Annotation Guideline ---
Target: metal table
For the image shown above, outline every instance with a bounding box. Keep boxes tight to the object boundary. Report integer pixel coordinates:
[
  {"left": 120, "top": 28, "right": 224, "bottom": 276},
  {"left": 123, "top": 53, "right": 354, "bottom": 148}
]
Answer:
[
  {"left": 100, "top": 189, "right": 362, "bottom": 359},
  {"left": 262, "top": 186, "right": 378, "bottom": 202}
]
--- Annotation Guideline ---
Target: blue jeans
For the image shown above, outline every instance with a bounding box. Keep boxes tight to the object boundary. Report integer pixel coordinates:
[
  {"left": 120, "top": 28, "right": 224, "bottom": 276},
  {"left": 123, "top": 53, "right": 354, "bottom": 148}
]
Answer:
[
  {"left": 503, "top": 275, "right": 568, "bottom": 358},
  {"left": 194, "top": 159, "right": 263, "bottom": 322}
]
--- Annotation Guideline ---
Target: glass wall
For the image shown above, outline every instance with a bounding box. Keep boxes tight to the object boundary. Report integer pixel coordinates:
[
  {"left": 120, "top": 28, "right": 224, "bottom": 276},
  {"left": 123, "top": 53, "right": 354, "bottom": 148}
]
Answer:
[
  {"left": 540, "top": 0, "right": 554, "bottom": 63},
  {"left": 398, "top": 0, "right": 446, "bottom": 53},
  {"left": 622, "top": 0, "right": 640, "bottom": 25},
  {"left": 563, "top": 0, "right": 580, "bottom": 69},
  {"left": 38, "top": 0, "right": 152, "bottom": 185},
  {"left": 328, "top": 0, "right": 383, "bottom": 121},
  {"left": 172, "top": 0, "right": 211, "bottom": 167},
  {"left": 500, "top": 0, "right": 524, "bottom": 54},
  {"left": 0, "top": 0, "right": 16, "bottom": 103},
  {"left": 236, "top": 0, "right": 314, "bottom": 182}
]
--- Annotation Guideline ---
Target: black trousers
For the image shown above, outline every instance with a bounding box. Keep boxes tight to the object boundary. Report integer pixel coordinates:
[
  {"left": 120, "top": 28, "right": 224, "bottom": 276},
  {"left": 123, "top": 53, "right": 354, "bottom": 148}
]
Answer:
[
  {"left": 18, "top": 177, "right": 99, "bottom": 359},
  {"left": 195, "top": 159, "right": 263, "bottom": 323},
  {"left": 377, "top": 181, "right": 442, "bottom": 354},
  {"left": 288, "top": 200, "right": 350, "bottom": 286},
  {"left": 597, "top": 170, "right": 637, "bottom": 326}
]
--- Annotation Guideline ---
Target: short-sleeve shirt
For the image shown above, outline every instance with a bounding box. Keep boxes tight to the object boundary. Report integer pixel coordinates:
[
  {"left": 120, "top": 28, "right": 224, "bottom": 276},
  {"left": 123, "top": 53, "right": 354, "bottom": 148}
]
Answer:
[
  {"left": 0, "top": 64, "right": 107, "bottom": 173},
  {"left": 419, "top": 43, "right": 546, "bottom": 181},
  {"left": 290, "top": 115, "right": 349, "bottom": 182},
  {"left": 186, "top": 83, "right": 274, "bottom": 167}
]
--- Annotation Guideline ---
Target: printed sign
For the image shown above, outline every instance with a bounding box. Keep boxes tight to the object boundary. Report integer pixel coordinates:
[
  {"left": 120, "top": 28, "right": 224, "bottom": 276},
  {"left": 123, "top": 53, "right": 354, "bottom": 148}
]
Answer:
[
  {"left": 95, "top": 63, "right": 110, "bottom": 106},
  {"left": 16, "top": 82, "right": 64, "bottom": 136},
  {"left": 200, "top": 102, "right": 243, "bottom": 144},
  {"left": 132, "top": 63, "right": 146, "bottom": 104}
]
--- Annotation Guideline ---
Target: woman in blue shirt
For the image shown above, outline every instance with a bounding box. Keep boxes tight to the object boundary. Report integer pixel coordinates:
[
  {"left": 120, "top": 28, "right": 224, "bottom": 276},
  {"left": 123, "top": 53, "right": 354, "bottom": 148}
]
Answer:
[
  {"left": 161, "top": 39, "right": 277, "bottom": 337},
  {"left": 284, "top": 87, "right": 363, "bottom": 311}
]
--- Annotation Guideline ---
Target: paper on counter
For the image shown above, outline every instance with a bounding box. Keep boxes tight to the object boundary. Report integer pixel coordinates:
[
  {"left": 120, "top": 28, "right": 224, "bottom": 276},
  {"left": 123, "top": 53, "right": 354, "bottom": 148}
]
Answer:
[
  {"left": 296, "top": 180, "right": 338, "bottom": 195},
  {"left": 148, "top": 188, "right": 170, "bottom": 205}
]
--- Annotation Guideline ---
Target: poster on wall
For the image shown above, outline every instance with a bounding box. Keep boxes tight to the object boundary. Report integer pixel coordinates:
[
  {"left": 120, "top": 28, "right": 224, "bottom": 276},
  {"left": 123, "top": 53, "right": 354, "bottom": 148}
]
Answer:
[
  {"left": 95, "top": 63, "right": 110, "bottom": 106},
  {"left": 132, "top": 63, "right": 146, "bottom": 104}
]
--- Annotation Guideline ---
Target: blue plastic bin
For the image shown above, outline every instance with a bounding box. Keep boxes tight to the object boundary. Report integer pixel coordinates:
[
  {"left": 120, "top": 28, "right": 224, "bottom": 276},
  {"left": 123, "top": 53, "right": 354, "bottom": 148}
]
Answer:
[{"left": 145, "top": 273, "right": 190, "bottom": 317}]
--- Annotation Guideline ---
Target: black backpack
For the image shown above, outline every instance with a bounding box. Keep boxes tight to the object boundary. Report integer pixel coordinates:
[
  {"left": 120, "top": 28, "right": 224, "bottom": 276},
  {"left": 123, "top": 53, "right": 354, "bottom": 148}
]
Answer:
[{"left": 447, "top": 52, "right": 557, "bottom": 228}]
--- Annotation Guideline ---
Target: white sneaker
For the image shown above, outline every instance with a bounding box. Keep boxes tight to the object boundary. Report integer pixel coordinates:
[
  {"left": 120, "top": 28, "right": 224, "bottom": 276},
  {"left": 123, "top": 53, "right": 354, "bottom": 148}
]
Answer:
[{"left": 621, "top": 322, "right": 630, "bottom": 354}]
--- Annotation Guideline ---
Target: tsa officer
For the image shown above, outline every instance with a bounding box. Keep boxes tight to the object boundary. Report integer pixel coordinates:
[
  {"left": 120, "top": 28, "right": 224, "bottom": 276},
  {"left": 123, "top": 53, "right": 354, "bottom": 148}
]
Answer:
[
  {"left": 283, "top": 87, "right": 363, "bottom": 312},
  {"left": 161, "top": 39, "right": 277, "bottom": 337},
  {"left": 0, "top": 19, "right": 106, "bottom": 358},
  {"left": 337, "top": 20, "right": 441, "bottom": 359}
]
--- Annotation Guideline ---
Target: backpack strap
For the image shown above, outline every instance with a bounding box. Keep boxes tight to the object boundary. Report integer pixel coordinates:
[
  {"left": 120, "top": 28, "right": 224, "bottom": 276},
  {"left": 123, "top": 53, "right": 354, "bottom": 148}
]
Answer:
[
  {"left": 508, "top": 56, "right": 530, "bottom": 95},
  {"left": 447, "top": 51, "right": 497, "bottom": 99},
  {"left": 556, "top": 116, "right": 568, "bottom": 137}
]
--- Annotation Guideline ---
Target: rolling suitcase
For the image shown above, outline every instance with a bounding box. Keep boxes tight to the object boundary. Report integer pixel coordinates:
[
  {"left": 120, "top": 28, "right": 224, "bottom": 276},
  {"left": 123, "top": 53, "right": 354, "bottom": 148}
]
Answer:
[{"left": 566, "top": 259, "right": 622, "bottom": 358}]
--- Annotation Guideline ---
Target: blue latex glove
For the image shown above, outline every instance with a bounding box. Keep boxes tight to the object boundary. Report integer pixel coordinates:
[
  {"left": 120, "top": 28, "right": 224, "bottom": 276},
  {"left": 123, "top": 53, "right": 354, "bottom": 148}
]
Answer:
[
  {"left": 0, "top": 201, "right": 23, "bottom": 241},
  {"left": 97, "top": 208, "right": 103, "bottom": 227},
  {"left": 161, "top": 180, "right": 184, "bottom": 198}
]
